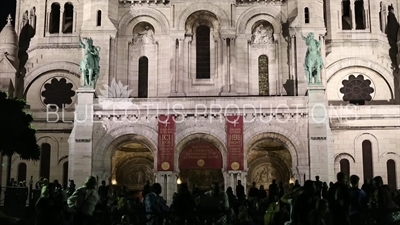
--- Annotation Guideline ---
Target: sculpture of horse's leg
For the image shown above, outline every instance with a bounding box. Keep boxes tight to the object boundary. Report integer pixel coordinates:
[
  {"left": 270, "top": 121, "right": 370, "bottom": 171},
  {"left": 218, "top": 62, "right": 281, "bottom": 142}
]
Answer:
[
  {"left": 316, "top": 66, "right": 321, "bottom": 83},
  {"left": 88, "top": 69, "right": 93, "bottom": 87},
  {"left": 80, "top": 71, "right": 85, "bottom": 86}
]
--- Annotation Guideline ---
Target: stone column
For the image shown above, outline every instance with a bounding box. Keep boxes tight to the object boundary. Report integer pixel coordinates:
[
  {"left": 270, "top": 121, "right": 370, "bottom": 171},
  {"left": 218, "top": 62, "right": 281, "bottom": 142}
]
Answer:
[
  {"left": 221, "top": 37, "right": 229, "bottom": 94},
  {"left": 351, "top": 0, "right": 356, "bottom": 30},
  {"left": 46, "top": 11, "right": 50, "bottom": 35},
  {"left": 226, "top": 171, "right": 247, "bottom": 192},
  {"left": 73, "top": 10, "right": 77, "bottom": 33},
  {"left": 68, "top": 87, "right": 95, "bottom": 186},
  {"left": 155, "top": 172, "right": 178, "bottom": 205},
  {"left": 274, "top": 34, "right": 280, "bottom": 95},
  {"left": 170, "top": 38, "right": 177, "bottom": 94},
  {"left": 307, "top": 84, "right": 334, "bottom": 182},
  {"left": 290, "top": 35, "right": 297, "bottom": 95},
  {"left": 176, "top": 38, "right": 185, "bottom": 95},
  {"left": 59, "top": 10, "right": 64, "bottom": 34},
  {"left": 230, "top": 37, "right": 236, "bottom": 93}
]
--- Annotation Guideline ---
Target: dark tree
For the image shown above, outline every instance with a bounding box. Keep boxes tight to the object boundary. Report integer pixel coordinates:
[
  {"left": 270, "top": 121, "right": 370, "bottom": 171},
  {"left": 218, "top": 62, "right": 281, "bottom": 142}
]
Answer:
[{"left": 0, "top": 91, "right": 40, "bottom": 184}]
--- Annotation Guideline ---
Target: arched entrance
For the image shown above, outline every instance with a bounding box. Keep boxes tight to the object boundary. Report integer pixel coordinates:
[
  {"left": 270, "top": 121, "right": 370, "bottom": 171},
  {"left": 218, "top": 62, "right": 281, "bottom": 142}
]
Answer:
[
  {"left": 178, "top": 140, "right": 224, "bottom": 191},
  {"left": 111, "top": 142, "right": 154, "bottom": 191},
  {"left": 247, "top": 137, "right": 292, "bottom": 190}
]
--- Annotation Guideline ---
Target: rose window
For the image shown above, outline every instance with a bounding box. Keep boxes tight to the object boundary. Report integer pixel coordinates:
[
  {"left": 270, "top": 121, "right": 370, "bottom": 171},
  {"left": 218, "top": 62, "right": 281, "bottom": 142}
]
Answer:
[
  {"left": 41, "top": 77, "right": 76, "bottom": 108},
  {"left": 340, "top": 75, "right": 374, "bottom": 105}
]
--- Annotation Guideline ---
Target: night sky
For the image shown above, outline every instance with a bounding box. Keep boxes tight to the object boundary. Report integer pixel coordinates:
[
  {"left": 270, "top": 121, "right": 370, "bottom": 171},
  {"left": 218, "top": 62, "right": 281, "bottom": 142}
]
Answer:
[{"left": 0, "top": 0, "right": 16, "bottom": 29}]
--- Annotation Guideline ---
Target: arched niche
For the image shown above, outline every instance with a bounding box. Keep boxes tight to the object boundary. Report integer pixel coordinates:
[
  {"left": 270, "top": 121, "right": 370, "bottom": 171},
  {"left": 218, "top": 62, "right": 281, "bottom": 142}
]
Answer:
[{"left": 132, "top": 22, "right": 156, "bottom": 45}]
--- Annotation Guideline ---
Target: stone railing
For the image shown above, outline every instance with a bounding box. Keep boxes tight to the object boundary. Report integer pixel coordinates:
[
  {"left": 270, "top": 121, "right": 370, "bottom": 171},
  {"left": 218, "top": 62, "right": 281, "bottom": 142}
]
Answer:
[
  {"left": 236, "top": 0, "right": 285, "bottom": 4},
  {"left": 119, "top": 0, "right": 170, "bottom": 4}
]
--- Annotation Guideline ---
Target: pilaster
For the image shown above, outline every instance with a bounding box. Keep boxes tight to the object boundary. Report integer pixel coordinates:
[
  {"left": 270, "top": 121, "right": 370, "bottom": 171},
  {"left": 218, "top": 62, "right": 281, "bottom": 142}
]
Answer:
[{"left": 68, "top": 87, "right": 95, "bottom": 186}]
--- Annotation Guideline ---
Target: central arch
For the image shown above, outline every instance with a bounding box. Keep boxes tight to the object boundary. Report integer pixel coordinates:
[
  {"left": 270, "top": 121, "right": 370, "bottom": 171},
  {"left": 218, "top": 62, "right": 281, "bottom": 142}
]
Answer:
[
  {"left": 178, "top": 140, "right": 224, "bottom": 191},
  {"left": 175, "top": 133, "right": 227, "bottom": 191},
  {"left": 177, "top": 3, "right": 230, "bottom": 30}
]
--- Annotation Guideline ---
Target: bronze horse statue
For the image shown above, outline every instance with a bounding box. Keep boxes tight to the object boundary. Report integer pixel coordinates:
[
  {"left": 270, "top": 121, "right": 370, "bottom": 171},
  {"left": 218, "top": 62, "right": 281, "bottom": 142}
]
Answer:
[
  {"left": 302, "top": 32, "right": 323, "bottom": 84},
  {"left": 78, "top": 30, "right": 101, "bottom": 88}
]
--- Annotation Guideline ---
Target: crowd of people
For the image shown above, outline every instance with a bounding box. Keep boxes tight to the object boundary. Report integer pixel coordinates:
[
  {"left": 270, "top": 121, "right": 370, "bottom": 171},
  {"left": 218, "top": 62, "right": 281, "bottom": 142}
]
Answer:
[{"left": 2, "top": 172, "right": 400, "bottom": 225}]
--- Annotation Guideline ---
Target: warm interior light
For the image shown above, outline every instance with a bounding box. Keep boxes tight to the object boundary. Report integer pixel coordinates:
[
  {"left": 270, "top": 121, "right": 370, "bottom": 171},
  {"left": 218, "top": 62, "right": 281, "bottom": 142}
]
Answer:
[
  {"left": 289, "top": 177, "right": 294, "bottom": 184},
  {"left": 111, "top": 179, "right": 117, "bottom": 185},
  {"left": 177, "top": 178, "right": 182, "bottom": 185}
]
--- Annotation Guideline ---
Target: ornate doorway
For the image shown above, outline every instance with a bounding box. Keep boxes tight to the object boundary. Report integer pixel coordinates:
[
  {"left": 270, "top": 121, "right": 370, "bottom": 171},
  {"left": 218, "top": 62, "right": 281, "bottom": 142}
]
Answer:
[
  {"left": 247, "top": 138, "right": 292, "bottom": 190},
  {"left": 111, "top": 142, "right": 154, "bottom": 191},
  {"left": 178, "top": 141, "right": 224, "bottom": 191}
]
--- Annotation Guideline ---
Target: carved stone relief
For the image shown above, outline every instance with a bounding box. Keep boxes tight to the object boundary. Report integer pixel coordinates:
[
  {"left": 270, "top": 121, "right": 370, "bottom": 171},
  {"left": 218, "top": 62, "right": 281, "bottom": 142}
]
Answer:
[
  {"left": 246, "top": 140, "right": 292, "bottom": 188},
  {"left": 133, "top": 22, "right": 155, "bottom": 45},
  {"left": 251, "top": 21, "right": 274, "bottom": 45}
]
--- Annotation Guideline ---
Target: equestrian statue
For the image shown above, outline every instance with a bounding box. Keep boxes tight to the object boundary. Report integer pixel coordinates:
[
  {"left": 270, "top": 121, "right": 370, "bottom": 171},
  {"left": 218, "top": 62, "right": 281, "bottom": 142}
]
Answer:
[
  {"left": 78, "top": 30, "right": 101, "bottom": 88},
  {"left": 301, "top": 32, "right": 324, "bottom": 84}
]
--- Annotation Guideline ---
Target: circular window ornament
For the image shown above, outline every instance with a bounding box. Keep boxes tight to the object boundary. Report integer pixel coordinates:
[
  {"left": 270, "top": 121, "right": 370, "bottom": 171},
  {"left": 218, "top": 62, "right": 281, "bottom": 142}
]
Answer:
[
  {"left": 40, "top": 76, "right": 76, "bottom": 109},
  {"left": 340, "top": 74, "right": 374, "bottom": 104}
]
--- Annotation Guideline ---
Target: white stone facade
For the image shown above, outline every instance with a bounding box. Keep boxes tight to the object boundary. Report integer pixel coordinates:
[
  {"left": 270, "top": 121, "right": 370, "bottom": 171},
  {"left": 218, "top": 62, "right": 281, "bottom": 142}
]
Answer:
[{"left": 1, "top": 0, "right": 400, "bottom": 202}]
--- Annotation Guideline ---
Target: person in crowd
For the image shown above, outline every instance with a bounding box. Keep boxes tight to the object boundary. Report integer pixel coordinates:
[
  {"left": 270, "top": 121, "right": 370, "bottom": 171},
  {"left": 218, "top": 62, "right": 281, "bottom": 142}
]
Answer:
[
  {"left": 66, "top": 179, "right": 76, "bottom": 196},
  {"left": 238, "top": 212, "right": 257, "bottom": 225},
  {"left": 226, "top": 187, "right": 239, "bottom": 215},
  {"left": 248, "top": 182, "right": 259, "bottom": 208},
  {"left": 321, "top": 182, "right": 329, "bottom": 199},
  {"left": 144, "top": 183, "right": 169, "bottom": 225},
  {"left": 142, "top": 180, "right": 151, "bottom": 199},
  {"left": 361, "top": 179, "right": 372, "bottom": 199},
  {"left": 119, "top": 186, "right": 129, "bottom": 198},
  {"left": 264, "top": 195, "right": 280, "bottom": 225},
  {"left": 292, "top": 180, "right": 318, "bottom": 225},
  {"left": 171, "top": 183, "right": 195, "bottom": 225},
  {"left": 111, "top": 197, "right": 132, "bottom": 223},
  {"left": 349, "top": 175, "right": 367, "bottom": 225},
  {"left": 236, "top": 180, "right": 245, "bottom": 203},
  {"left": 327, "top": 172, "right": 350, "bottom": 225},
  {"left": 35, "top": 183, "right": 64, "bottom": 225},
  {"left": 308, "top": 199, "right": 332, "bottom": 225},
  {"left": 198, "top": 182, "right": 230, "bottom": 225},
  {"left": 268, "top": 180, "right": 279, "bottom": 202},
  {"left": 67, "top": 176, "right": 99, "bottom": 225},
  {"left": 0, "top": 210, "right": 19, "bottom": 224},
  {"left": 258, "top": 185, "right": 267, "bottom": 200},
  {"left": 373, "top": 176, "right": 399, "bottom": 224},
  {"left": 314, "top": 176, "right": 323, "bottom": 198},
  {"left": 98, "top": 180, "right": 109, "bottom": 199},
  {"left": 293, "top": 180, "right": 301, "bottom": 190},
  {"left": 281, "top": 186, "right": 303, "bottom": 225}
]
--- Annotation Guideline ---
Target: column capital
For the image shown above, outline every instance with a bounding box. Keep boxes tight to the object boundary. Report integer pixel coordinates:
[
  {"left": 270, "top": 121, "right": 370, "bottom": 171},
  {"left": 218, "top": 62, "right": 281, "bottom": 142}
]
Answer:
[{"left": 221, "top": 36, "right": 236, "bottom": 41}]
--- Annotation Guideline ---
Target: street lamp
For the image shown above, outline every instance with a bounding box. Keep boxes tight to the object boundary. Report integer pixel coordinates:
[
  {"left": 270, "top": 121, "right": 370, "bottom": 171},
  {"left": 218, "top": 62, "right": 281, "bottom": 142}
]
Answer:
[{"left": 177, "top": 178, "right": 182, "bottom": 185}]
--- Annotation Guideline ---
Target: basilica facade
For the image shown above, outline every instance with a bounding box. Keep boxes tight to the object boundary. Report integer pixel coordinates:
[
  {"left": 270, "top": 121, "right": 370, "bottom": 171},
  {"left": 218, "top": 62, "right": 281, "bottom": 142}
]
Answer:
[{"left": 0, "top": 0, "right": 400, "bottom": 203}]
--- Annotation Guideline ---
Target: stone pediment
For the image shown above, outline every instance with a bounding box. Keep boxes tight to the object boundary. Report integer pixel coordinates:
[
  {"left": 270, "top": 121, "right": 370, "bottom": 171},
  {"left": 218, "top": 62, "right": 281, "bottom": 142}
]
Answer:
[{"left": 0, "top": 56, "right": 17, "bottom": 73}]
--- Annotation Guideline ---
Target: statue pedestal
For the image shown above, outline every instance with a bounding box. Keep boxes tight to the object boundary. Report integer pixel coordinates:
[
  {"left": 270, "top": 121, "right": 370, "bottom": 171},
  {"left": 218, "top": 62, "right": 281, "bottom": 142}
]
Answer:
[
  {"left": 307, "top": 84, "right": 334, "bottom": 182},
  {"left": 68, "top": 87, "right": 95, "bottom": 186}
]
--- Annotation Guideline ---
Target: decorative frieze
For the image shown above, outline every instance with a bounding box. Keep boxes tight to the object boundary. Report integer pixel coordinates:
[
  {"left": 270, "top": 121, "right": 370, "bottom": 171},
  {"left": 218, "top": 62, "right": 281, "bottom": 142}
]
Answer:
[
  {"left": 119, "top": 0, "right": 170, "bottom": 6},
  {"left": 27, "top": 44, "right": 80, "bottom": 53},
  {"left": 236, "top": 0, "right": 285, "bottom": 5}
]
